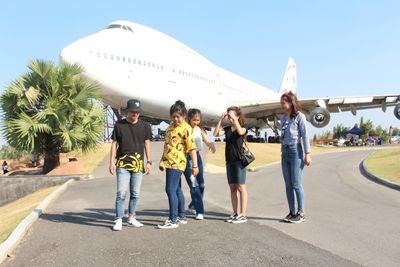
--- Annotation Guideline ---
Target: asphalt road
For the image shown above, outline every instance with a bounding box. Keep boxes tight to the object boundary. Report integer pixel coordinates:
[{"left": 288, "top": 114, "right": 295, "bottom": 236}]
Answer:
[{"left": 3, "top": 143, "right": 399, "bottom": 266}]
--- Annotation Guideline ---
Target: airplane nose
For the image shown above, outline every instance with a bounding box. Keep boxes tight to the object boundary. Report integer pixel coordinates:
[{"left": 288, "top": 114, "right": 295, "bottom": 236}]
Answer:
[
  {"left": 60, "top": 45, "right": 73, "bottom": 64},
  {"left": 59, "top": 42, "right": 82, "bottom": 65}
]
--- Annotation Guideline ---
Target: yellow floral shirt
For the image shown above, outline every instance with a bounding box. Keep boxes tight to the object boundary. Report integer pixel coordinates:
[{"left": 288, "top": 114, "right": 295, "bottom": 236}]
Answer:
[{"left": 159, "top": 121, "right": 196, "bottom": 171}]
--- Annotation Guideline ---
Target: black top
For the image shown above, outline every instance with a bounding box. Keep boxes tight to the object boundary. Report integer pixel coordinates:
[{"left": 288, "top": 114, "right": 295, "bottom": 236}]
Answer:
[
  {"left": 111, "top": 119, "right": 152, "bottom": 163},
  {"left": 224, "top": 126, "right": 247, "bottom": 162}
]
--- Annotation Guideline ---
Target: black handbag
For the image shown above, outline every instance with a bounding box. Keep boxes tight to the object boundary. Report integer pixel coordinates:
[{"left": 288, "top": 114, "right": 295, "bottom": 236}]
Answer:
[{"left": 240, "top": 138, "right": 255, "bottom": 167}]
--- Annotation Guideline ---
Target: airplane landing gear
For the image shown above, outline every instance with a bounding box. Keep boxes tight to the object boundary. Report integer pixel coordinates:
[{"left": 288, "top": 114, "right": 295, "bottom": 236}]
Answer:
[{"left": 263, "top": 116, "right": 281, "bottom": 143}]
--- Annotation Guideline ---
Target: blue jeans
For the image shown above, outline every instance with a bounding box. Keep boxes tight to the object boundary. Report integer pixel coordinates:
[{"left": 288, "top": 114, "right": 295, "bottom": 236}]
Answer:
[
  {"left": 281, "top": 144, "right": 305, "bottom": 214},
  {"left": 184, "top": 152, "right": 205, "bottom": 214},
  {"left": 115, "top": 167, "right": 143, "bottom": 219},
  {"left": 165, "top": 169, "right": 186, "bottom": 222}
]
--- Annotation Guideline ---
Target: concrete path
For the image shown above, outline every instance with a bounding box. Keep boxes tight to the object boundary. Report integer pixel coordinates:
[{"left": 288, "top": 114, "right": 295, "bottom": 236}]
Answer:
[{"left": 3, "top": 143, "right": 399, "bottom": 266}]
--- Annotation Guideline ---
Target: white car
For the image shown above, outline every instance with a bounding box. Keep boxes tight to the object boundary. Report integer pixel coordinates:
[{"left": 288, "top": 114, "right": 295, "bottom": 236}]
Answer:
[{"left": 334, "top": 138, "right": 346, "bottom": 147}]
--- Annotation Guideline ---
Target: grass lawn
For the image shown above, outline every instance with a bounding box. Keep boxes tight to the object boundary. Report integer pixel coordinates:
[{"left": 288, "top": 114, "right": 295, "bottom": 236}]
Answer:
[
  {"left": 206, "top": 142, "right": 359, "bottom": 168},
  {"left": 0, "top": 186, "right": 59, "bottom": 244},
  {"left": 365, "top": 148, "right": 400, "bottom": 184},
  {"left": 206, "top": 143, "right": 282, "bottom": 168},
  {"left": 67, "top": 143, "right": 110, "bottom": 173}
]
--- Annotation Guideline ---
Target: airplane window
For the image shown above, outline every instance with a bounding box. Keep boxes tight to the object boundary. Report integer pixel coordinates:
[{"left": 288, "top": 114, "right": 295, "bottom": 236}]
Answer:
[
  {"left": 138, "top": 60, "right": 141, "bottom": 65},
  {"left": 122, "top": 57, "right": 125, "bottom": 62},
  {"left": 143, "top": 61, "right": 146, "bottom": 66},
  {"left": 128, "top": 58, "right": 131, "bottom": 63},
  {"left": 161, "top": 66, "right": 163, "bottom": 70},
  {"left": 116, "top": 56, "right": 120, "bottom": 61},
  {"left": 126, "top": 26, "right": 133, "bottom": 32},
  {"left": 107, "top": 24, "right": 122, "bottom": 29},
  {"left": 104, "top": 53, "right": 108, "bottom": 59},
  {"left": 110, "top": 55, "right": 114, "bottom": 60},
  {"left": 152, "top": 63, "right": 155, "bottom": 68},
  {"left": 96, "top": 52, "right": 101, "bottom": 58},
  {"left": 133, "top": 59, "right": 136, "bottom": 64},
  {"left": 148, "top": 62, "right": 151, "bottom": 67}
]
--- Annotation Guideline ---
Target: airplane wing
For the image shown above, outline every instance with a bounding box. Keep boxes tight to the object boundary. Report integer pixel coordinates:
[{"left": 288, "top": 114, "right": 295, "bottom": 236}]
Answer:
[{"left": 232, "top": 94, "right": 400, "bottom": 128}]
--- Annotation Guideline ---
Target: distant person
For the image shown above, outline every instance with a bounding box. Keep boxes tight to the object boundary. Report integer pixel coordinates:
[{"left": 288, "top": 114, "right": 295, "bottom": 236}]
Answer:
[
  {"left": 158, "top": 100, "right": 198, "bottom": 229},
  {"left": 213, "top": 107, "right": 248, "bottom": 224},
  {"left": 2, "top": 161, "right": 9, "bottom": 174},
  {"left": 109, "top": 99, "right": 152, "bottom": 231},
  {"left": 184, "top": 109, "right": 216, "bottom": 220},
  {"left": 31, "top": 154, "right": 39, "bottom": 167},
  {"left": 280, "top": 92, "right": 312, "bottom": 224}
]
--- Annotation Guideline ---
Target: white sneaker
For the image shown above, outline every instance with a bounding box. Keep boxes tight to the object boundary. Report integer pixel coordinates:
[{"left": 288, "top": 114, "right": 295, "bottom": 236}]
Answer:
[
  {"left": 113, "top": 218, "right": 122, "bottom": 231},
  {"left": 128, "top": 217, "right": 144, "bottom": 228},
  {"left": 195, "top": 214, "right": 204, "bottom": 220}
]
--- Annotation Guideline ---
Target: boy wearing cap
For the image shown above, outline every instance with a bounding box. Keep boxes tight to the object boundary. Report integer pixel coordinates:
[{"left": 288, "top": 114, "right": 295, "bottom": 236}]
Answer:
[{"left": 109, "top": 99, "right": 153, "bottom": 231}]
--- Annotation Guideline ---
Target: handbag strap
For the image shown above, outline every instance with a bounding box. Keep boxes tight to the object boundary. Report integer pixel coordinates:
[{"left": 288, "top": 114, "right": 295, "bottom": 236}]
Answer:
[{"left": 241, "top": 135, "right": 251, "bottom": 151}]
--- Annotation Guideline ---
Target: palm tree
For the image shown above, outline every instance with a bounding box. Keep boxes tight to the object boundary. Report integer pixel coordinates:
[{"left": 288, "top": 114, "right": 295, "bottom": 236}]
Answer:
[{"left": 0, "top": 59, "right": 105, "bottom": 173}]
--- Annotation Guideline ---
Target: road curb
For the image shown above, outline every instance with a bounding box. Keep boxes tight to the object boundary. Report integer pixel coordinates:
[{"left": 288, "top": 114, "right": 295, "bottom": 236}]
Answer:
[
  {"left": 0, "top": 178, "right": 75, "bottom": 264},
  {"left": 360, "top": 157, "right": 400, "bottom": 191}
]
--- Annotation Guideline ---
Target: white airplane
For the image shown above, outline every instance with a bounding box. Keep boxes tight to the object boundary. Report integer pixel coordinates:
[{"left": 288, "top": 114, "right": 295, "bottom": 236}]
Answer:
[{"left": 60, "top": 20, "right": 400, "bottom": 137}]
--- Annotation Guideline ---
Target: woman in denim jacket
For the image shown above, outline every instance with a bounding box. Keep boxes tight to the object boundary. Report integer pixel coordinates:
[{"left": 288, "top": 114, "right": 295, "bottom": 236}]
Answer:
[{"left": 280, "top": 92, "right": 312, "bottom": 224}]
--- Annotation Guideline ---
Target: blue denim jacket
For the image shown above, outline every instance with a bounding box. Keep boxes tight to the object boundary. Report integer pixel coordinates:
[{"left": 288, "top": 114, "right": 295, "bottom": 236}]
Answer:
[{"left": 280, "top": 112, "right": 311, "bottom": 153}]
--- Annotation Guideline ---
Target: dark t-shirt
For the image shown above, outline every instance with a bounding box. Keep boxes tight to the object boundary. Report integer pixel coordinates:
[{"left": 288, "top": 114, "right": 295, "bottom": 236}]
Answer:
[
  {"left": 224, "top": 126, "right": 247, "bottom": 162},
  {"left": 111, "top": 119, "right": 152, "bottom": 172}
]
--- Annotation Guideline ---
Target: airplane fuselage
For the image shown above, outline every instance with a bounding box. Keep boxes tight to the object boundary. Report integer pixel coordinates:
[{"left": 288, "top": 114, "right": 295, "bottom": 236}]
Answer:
[{"left": 60, "top": 21, "right": 279, "bottom": 127}]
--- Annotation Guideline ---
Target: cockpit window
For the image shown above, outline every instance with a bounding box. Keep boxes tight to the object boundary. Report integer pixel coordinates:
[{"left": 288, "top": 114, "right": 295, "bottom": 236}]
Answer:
[
  {"left": 107, "top": 24, "right": 121, "bottom": 29},
  {"left": 106, "top": 24, "right": 134, "bottom": 32}
]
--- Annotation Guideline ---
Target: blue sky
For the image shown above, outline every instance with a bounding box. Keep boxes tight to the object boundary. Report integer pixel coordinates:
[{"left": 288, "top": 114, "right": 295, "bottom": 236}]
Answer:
[{"left": 1, "top": 0, "right": 399, "bottom": 140}]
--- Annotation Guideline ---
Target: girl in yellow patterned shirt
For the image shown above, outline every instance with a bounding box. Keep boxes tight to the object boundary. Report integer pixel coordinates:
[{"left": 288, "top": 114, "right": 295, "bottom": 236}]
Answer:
[{"left": 158, "top": 100, "right": 198, "bottom": 229}]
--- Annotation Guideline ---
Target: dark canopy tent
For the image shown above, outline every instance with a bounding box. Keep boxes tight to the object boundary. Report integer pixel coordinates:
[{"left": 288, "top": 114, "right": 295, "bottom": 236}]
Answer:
[{"left": 345, "top": 126, "right": 366, "bottom": 135}]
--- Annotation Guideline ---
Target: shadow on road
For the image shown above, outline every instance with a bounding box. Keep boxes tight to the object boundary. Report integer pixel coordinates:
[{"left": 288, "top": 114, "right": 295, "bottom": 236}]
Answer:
[{"left": 39, "top": 207, "right": 283, "bottom": 230}]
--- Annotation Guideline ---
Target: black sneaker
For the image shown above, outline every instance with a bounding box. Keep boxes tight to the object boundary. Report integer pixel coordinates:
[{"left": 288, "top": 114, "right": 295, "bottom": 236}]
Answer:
[
  {"left": 289, "top": 213, "right": 306, "bottom": 224},
  {"left": 157, "top": 219, "right": 179, "bottom": 229},
  {"left": 282, "top": 212, "right": 295, "bottom": 222},
  {"left": 226, "top": 213, "right": 238, "bottom": 223},
  {"left": 232, "top": 215, "right": 248, "bottom": 224}
]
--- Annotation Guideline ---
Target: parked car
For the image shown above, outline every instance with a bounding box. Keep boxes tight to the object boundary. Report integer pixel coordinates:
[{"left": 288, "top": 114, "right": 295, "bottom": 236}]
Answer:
[{"left": 333, "top": 138, "right": 346, "bottom": 147}]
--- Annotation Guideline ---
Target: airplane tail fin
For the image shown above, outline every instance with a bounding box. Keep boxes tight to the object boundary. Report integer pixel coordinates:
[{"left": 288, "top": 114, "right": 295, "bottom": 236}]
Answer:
[{"left": 278, "top": 57, "right": 297, "bottom": 95}]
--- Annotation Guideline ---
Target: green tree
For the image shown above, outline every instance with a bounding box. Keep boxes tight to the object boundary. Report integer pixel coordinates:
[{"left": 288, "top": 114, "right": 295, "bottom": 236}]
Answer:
[
  {"left": 333, "top": 123, "right": 350, "bottom": 139},
  {"left": 0, "top": 144, "right": 24, "bottom": 160},
  {"left": 313, "top": 134, "right": 317, "bottom": 143},
  {"left": 317, "top": 130, "right": 332, "bottom": 140},
  {"left": 0, "top": 59, "right": 105, "bottom": 173},
  {"left": 360, "top": 120, "right": 373, "bottom": 139},
  {"left": 391, "top": 127, "right": 400, "bottom": 136}
]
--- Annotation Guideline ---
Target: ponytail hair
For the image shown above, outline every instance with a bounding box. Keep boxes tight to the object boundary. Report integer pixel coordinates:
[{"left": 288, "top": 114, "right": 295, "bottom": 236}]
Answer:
[
  {"left": 188, "top": 108, "right": 201, "bottom": 121},
  {"left": 280, "top": 92, "right": 302, "bottom": 119},
  {"left": 170, "top": 100, "right": 187, "bottom": 117},
  {"left": 227, "top": 106, "right": 245, "bottom": 127}
]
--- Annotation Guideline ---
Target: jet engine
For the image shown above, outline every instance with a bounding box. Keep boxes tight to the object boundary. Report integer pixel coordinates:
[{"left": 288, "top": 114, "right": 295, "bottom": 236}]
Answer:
[
  {"left": 309, "top": 107, "right": 331, "bottom": 128},
  {"left": 395, "top": 103, "right": 400, "bottom": 120}
]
